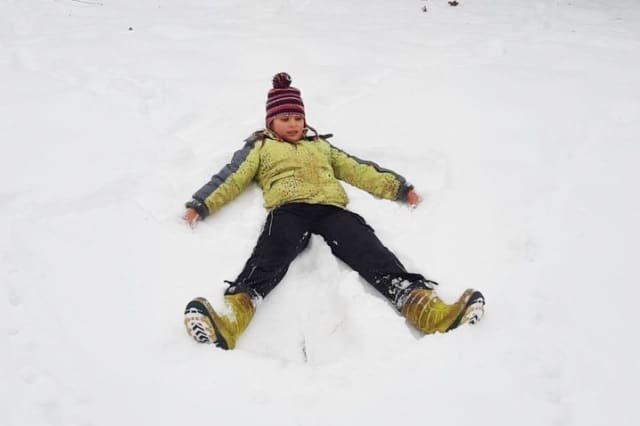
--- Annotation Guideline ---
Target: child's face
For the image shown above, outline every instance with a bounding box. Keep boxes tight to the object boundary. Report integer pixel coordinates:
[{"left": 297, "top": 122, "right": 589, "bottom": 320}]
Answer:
[{"left": 271, "top": 114, "right": 305, "bottom": 142}]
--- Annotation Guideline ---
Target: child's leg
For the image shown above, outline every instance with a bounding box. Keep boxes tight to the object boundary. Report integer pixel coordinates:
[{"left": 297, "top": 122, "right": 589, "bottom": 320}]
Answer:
[
  {"left": 313, "top": 208, "right": 431, "bottom": 309},
  {"left": 187, "top": 203, "right": 312, "bottom": 348},
  {"left": 225, "top": 204, "right": 311, "bottom": 300}
]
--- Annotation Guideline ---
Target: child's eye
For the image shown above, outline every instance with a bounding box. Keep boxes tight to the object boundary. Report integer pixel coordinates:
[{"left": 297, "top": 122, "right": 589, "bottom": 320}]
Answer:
[{"left": 293, "top": 116, "right": 303, "bottom": 122}]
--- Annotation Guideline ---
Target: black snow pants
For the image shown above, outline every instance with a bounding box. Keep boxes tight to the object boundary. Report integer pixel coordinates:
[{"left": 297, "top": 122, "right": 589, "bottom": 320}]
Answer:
[{"left": 225, "top": 203, "right": 431, "bottom": 310}]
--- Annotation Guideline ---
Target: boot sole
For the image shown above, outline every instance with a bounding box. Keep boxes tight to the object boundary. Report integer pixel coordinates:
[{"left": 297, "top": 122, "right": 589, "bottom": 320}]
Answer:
[
  {"left": 184, "top": 298, "right": 230, "bottom": 350},
  {"left": 446, "top": 290, "right": 485, "bottom": 332}
]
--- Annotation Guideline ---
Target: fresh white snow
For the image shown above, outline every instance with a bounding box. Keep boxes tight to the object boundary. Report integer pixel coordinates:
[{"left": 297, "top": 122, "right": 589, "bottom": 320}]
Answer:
[{"left": 2, "top": 0, "right": 640, "bottom": 425}]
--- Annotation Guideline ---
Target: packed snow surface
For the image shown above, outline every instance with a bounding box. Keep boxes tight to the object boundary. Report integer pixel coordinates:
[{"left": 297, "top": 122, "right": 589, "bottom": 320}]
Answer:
[{"left": 2, "top": 1, "right": 639, "bottom": 425}]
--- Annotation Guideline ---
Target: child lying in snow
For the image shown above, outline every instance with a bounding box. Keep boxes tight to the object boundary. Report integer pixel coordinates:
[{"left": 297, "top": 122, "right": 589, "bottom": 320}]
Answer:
[{"left": 183, "top": 73, "right": 485, "bottom": 349}]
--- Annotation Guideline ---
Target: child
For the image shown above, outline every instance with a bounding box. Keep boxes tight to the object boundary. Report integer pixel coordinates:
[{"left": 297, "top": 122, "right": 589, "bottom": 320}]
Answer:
[{"left": 183, "top": 73, "right": 485, "bottom": 350}]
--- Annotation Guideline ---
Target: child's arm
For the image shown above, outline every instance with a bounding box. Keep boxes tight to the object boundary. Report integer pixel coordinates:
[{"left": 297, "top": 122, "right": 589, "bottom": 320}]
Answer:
[
  {"left": 184, "top": 136, "right": 261, "bottom": 224},
  {"left": 329, "top": 143, "right": 417, "bottom": 204}
]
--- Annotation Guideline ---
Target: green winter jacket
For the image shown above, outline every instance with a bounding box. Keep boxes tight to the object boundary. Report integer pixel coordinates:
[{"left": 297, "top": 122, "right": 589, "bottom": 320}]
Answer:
[{"left": 186, "top": 131, "right": 413, "bottom": 218}]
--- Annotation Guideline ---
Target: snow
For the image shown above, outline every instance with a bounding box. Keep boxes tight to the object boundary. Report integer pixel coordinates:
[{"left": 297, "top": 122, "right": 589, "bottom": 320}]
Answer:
[{"left": 2, "top": 0, "right": 639, "bottom": 425}]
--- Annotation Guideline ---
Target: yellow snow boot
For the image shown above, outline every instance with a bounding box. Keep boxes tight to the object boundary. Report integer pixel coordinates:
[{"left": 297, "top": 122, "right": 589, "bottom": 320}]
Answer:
[
  {"left": 184, "top": 293, "right": 255, "bottom": 350},
  {"left": 401, "top": 288, "right": 485, "bottom": 334}
]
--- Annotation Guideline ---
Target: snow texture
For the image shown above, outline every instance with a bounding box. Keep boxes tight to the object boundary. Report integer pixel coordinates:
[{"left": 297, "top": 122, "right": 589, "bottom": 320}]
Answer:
[{"left": 2, "top": 1, "right": 639, "bottom": 425}]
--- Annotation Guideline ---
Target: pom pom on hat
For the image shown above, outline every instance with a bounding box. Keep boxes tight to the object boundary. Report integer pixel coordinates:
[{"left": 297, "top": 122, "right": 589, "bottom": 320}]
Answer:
[
  {"left": 272, "top": 72, "right": 292, "bottom": 89},
  {"left": 265, "top": 72, "right": 305, "bottom": 128}
]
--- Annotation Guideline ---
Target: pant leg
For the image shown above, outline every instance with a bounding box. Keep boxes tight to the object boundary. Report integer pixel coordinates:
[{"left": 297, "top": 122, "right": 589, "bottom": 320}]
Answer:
[
  {"left": 226, "top": 205, "right": 311, "bottom": 299},
  {"left": 312, "top": 208, "right": 431, "bottom": 309}
]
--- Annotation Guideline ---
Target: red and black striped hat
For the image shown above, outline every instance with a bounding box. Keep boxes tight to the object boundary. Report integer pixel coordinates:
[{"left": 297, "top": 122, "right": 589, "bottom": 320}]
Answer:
[{"left": 265, "top": 72, "right": 305, "bottom": 129}]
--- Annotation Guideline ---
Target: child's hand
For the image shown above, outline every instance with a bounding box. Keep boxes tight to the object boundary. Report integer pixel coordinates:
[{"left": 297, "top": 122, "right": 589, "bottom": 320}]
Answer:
[
  {"left": 183, "top": 208, "right": 200, "bottom": 228},
  {"left": 406, "top": 189, "right": 422, "bottom": 208}
]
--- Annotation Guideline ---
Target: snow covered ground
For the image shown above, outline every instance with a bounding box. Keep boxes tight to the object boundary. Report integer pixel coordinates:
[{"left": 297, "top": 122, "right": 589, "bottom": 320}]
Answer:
[{"left": 2, "top": 0, "right": 640, "bottom": 425}]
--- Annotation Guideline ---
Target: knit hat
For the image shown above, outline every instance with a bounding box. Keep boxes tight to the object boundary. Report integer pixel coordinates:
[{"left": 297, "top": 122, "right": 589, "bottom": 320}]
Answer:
[{"left": 265, "top": 72, "right": 305, "bottom": 129}]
